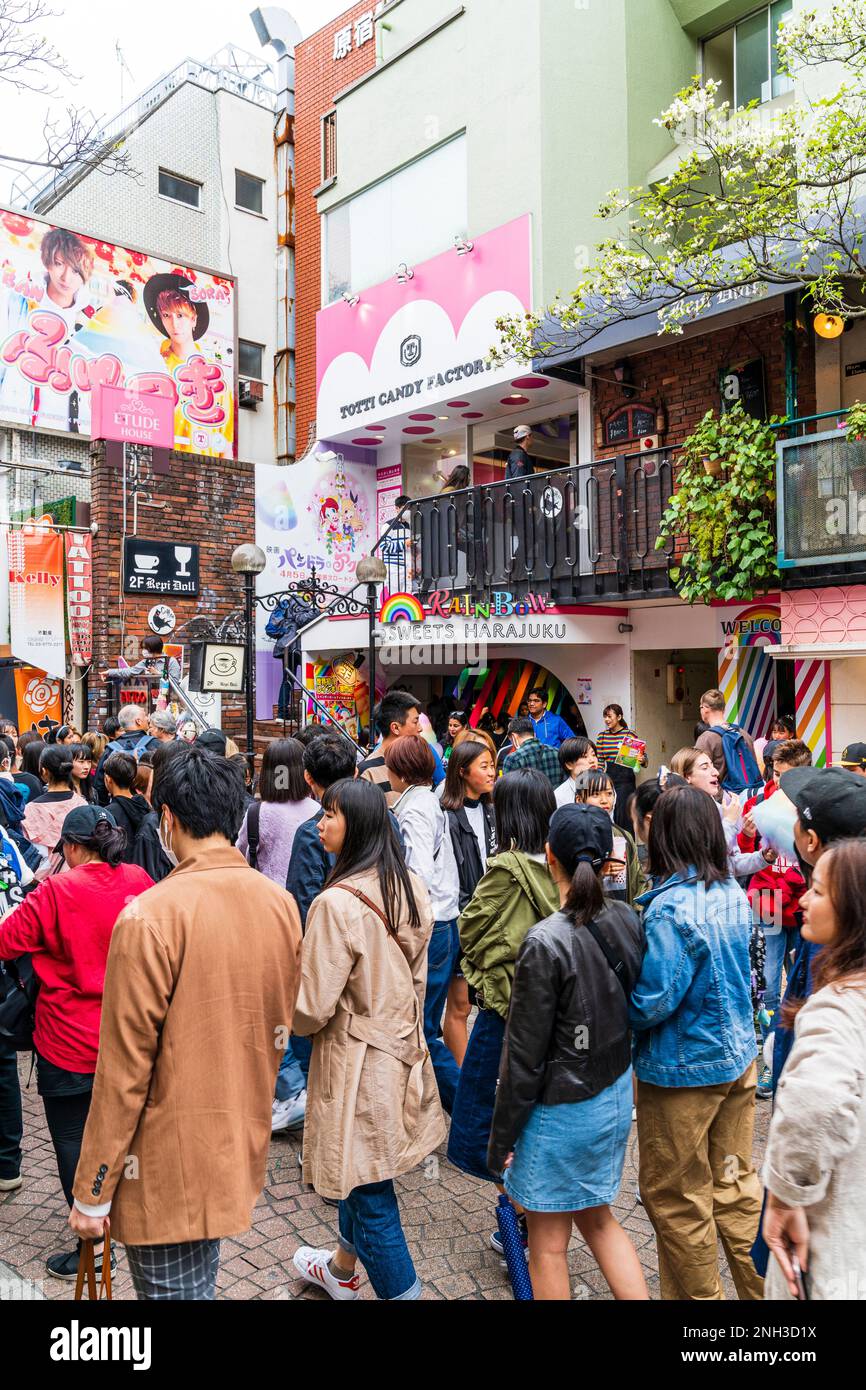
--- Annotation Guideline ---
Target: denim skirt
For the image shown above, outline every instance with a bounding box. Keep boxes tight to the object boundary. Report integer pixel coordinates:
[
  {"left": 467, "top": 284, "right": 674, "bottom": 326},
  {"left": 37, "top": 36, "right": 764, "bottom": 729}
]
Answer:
[{"left": 504, "top": 1068, "right": 633, "bottom": 1213}]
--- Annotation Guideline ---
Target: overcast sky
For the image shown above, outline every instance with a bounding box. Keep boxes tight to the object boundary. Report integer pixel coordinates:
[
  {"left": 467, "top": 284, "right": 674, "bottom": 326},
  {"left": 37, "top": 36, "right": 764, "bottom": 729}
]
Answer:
[{"left": 0, "top": 0, "right": 349, "bottom": 202}]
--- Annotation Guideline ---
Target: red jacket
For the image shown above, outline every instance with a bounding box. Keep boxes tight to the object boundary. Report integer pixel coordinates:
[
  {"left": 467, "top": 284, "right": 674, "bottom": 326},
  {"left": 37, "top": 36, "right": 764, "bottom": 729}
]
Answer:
[
  {"left": 0, "top": 860, "right": 153, "bottom": 1072},
  {"left": 738, "top": 782, "right": 805, "bottom": 930}
]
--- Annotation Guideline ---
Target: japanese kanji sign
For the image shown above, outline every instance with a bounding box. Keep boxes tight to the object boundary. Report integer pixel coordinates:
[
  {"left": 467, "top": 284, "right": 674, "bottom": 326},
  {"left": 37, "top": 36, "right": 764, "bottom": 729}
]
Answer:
[{"left": 333, "top": 5, "right": 383, "bottom": 59}]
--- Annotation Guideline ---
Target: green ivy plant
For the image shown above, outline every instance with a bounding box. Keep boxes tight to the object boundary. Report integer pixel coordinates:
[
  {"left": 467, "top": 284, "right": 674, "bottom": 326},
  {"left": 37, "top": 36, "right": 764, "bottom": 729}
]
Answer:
[
  {"left": 656, "top": 403, "right": 782, "bottom": 604},
  {"left": 847, "top": 400, "right": 866, "bottom": 440}
]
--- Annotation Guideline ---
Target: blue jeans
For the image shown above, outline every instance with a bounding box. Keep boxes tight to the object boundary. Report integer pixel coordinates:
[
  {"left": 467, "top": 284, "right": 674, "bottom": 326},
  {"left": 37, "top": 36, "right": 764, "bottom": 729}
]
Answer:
[
  {"left": 447, "top": 1006, "right": 505, "bottom": 1182},
  {"left": 424, "top": 919, "right": 461, "bottom": 1115},
  {"left": 275, "top": 1039, "right": 306, "bottom": 1102},
  {"left": 0, "top": 1040, "right": 22, "bottom": 1180},
  {"left": 338, "top": 1180, "right": 421, "bottom": 1300},
  {"left": 762, "top": 925, "right": 801, "bottom": 1040}
]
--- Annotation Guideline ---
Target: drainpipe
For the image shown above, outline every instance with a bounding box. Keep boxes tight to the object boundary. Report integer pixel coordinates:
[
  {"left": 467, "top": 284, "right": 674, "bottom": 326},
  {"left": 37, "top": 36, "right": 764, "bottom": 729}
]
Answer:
[
  {"left": 784, "top": 291, "right": 800, "bottom": 423},
  {"left": 251, "top": 7, "right": 302, "bottom": 464}
]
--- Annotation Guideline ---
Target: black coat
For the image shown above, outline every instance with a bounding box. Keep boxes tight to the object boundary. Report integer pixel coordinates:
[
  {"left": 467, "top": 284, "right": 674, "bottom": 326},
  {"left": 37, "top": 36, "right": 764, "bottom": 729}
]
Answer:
[
  {"left": 446, "top": 803, "right": 497, "bottom": 912},
  {"left": 488, "top": 903, "right": 645, "bottom": 1177}
]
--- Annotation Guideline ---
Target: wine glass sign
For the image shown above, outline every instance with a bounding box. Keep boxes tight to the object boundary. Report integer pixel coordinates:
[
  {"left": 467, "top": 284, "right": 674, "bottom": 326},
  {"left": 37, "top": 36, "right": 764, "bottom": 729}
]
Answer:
[{"left": 123, "top": 539, "right": 200, "bottom": 596}]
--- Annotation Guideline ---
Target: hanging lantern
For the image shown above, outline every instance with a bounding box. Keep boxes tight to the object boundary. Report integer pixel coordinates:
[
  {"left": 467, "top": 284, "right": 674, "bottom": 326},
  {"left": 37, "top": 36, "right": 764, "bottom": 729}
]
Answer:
[{"left": 814, "top": 313, "right": 845, "bottom": 340}]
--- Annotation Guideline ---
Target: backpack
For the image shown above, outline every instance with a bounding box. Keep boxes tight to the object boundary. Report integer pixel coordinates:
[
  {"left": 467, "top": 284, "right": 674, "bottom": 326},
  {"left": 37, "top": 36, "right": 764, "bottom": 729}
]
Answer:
[
  {"left": 107, "top": 734, "right": 152, "bottom": 763},
  {"left": 126, "top": 812, "right": 173, "bottom": 884},
  {"left": 718, "top": 725, "right": 763, "bottom": 795}
]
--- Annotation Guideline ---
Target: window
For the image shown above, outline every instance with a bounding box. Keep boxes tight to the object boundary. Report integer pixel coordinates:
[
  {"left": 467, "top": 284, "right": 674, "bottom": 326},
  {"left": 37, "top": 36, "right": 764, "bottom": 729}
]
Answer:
[
  {"left": 322, "top": 111, "right": 337, "bottom": 184},
  {"left": 323, "top": 136, "right": 468, "bottom": 303},
  {"left": 235, "top": 170, "right": 264, "bottom": 215},
  {"left": 703, "top": 2, "right": 793, "bottom": 109},
  {"left": 239, "top": 340, "right": 265, "bottom": 380},
  {"left": 158, "top": 169, "right": 201, "bottom": 208}
]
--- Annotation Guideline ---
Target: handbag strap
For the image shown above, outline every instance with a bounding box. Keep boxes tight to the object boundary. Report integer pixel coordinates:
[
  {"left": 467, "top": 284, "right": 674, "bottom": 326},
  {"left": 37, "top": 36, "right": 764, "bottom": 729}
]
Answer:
[
  {"left": 583, "top": 918, "right": 631, "bottom": 1004},
  {"left": 336, "top": 883, "right": 392, "bottom": 934},
  {"left": 247, "top": 801, "right": 262, "bottom": 871}
]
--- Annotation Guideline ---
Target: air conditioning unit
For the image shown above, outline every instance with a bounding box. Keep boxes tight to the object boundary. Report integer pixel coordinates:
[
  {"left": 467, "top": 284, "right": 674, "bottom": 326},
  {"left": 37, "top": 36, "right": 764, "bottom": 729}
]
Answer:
[{"left": 239, "top": 379, "right": 265, "bottom": 409}]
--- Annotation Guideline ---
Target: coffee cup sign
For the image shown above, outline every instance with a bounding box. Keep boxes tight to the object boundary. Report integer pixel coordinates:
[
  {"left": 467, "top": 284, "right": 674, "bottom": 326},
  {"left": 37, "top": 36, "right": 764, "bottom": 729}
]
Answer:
[
  {"left": 123, "top": 539, "right": 200, "bottom": 596},
  {"left": 198, "top": 643, "right": 246, "bottom": 693}
]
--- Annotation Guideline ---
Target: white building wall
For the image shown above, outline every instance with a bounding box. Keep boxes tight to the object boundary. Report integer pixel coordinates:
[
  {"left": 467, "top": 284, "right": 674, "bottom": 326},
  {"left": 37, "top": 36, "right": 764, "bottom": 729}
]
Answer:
[{"left": 40, "top": 82, "right": 278, "bottom": 466}]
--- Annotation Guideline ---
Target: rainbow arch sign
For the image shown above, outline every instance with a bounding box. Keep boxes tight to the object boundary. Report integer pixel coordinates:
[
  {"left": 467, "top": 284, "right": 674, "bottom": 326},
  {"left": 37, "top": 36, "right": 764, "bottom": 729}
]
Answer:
[{"left": 380, "top": 593, "right": 426, "bottom": 625}]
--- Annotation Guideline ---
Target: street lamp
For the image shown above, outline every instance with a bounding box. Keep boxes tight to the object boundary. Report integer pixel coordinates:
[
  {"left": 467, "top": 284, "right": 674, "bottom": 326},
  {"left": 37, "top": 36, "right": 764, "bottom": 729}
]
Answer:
[
  {"left": 231, "top": 543, "right": 267, "bottom": 774},
  {"left": 356, "top": 554, "right": 387, "bottom": 746}
]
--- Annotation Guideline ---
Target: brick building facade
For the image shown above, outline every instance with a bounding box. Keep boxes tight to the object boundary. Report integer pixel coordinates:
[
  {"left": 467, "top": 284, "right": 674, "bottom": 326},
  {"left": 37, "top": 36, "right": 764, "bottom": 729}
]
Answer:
[
  {"left": 295, "top": 3, "right": 379, "bottom": 455},
  {"left": 87, "top": 441, "right": 255, "bottom": 742},
  {"left": 591, "top": 307, "right": 817, "bottom": 459}
]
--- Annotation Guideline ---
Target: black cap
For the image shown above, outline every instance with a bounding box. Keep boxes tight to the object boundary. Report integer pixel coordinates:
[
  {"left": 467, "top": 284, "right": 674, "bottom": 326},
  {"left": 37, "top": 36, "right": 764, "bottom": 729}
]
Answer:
[
  {"left": 548, "top": 804, "right": 614, "bottom": 874},
  {"left": 195, "top": 728, "right": 228, "bottom": 755},
  {"left": 780, "top": 767, "right": 866, "bottom": 845},
  {"left": 839, "top": 742, "right": 866, "bottom": 770},
  {"left": 55, "top": 805, "right": 118, "bottom": 852}
]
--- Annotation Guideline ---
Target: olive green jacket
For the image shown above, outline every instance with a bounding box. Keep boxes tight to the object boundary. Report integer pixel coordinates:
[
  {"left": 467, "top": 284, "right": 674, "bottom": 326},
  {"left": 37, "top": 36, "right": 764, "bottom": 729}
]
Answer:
[{"left": 458, "top": 851, "right": 559, "bottom": 1021}]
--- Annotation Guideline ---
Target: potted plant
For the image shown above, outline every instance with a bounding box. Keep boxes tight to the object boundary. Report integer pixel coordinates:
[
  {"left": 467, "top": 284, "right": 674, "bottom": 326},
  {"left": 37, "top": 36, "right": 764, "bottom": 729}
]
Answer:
[
  {"left": 656, "top": 403, "right": 782, "bottom": 604},
  {"left": 847, "top": 401, "right": 866, "bottom": 441}
]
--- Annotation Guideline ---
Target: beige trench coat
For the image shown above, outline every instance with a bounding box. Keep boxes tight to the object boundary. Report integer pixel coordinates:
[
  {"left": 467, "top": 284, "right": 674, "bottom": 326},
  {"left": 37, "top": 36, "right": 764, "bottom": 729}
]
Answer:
[{"left": 294, "top": 867, "right": 446, "bottom": 1200}]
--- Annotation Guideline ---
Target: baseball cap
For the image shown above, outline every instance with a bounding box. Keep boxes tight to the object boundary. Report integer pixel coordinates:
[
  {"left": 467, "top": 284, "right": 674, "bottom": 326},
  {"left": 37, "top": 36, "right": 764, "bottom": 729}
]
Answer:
[
  {"left": 780, "top": 767, "right": 866, "bottom": 845},
  {"left": 548, "top": 804, "right": 614, "bottom": 874},
  {"left": 56, "top": 805, "right": 118, "bottom": 852},
  {"left": 514, "top": 424, "right": 532, "bottom": 441},
  {"left": 196, "top": 728, "right": 228, "bottom": 756},
  {"left": 838, "top": 742, "right": 866, "bottom": 770}
]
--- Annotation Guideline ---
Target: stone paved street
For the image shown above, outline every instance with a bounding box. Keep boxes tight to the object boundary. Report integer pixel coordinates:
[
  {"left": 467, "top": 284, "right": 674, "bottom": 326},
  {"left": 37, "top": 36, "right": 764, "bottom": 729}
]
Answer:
[{"left": 0, "top": 1054, "right": 771, "bottom": 1302}]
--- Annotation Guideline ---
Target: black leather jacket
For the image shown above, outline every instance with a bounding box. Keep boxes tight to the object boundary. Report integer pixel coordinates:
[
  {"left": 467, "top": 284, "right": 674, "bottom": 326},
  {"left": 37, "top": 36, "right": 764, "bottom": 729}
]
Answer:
[{"left": 488, "top": 902, "right": 645, "bottom": 1177}]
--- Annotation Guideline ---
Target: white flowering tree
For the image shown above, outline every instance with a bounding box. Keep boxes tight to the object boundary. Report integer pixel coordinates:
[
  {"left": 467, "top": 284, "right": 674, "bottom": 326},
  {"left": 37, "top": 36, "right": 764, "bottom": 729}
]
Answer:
[{"left": 494, "top": 0, "right": 866, "bottom": 362}]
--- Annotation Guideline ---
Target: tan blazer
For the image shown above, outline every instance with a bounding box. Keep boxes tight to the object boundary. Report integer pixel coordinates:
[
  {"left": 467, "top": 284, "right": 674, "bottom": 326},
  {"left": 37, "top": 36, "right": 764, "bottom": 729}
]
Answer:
[
  {"left": 73, "top": 846, "right": 302, "bottom": 1246},
  {"left": 294, "top": 867, "right": 446, "bottom": 1200}
]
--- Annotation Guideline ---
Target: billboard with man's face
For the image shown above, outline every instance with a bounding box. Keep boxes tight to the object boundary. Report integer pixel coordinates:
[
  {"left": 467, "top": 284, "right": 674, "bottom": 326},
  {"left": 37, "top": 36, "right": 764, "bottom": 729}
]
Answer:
[{"left": 0, "top": 208, "right": 236, "bottom": 458}]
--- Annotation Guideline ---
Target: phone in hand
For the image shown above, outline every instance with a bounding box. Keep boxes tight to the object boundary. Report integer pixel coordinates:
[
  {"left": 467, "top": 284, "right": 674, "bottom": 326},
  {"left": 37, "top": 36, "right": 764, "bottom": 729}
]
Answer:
[{"left": 790, "top": 1250, "right": 810, "bottom": 1302}]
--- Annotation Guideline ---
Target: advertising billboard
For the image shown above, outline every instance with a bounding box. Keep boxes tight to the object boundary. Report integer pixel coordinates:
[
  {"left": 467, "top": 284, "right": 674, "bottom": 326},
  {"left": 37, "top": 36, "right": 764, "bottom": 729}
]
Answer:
[{"left": 0, "top": 208, "right": 236, "bottom": 458}]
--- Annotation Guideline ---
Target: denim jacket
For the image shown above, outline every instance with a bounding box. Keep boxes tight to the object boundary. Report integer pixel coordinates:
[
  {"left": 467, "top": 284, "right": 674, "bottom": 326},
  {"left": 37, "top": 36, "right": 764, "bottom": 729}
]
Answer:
[{"left": 629, "top": 871, "right": 757, "bottom": 1087}]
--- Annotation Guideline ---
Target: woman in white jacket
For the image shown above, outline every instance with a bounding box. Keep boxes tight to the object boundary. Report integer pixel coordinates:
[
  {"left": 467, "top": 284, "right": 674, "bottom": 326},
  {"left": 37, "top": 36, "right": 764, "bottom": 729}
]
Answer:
[
  {"left": 385, "top": 734, "right": 461, "bottom": 1115},
  {"left": 762, "top": 838, "right": 866, "bottom": 1301}
]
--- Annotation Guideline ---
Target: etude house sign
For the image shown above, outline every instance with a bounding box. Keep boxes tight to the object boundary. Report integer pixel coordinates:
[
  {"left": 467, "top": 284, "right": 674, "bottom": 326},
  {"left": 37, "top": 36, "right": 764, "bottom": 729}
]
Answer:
[
  {"left": 316, "top": 216, "right": 532, "bottom": 438},
  {"left": 123, "top": 538, "right": 200, "bottom": 596}
]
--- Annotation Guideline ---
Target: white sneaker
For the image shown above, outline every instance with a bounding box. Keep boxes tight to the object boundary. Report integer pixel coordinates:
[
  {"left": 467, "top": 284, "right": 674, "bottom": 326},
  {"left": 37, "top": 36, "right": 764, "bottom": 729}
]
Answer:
[
  {"left": 0, "top": 1174, "right": 22, "bottom": 1193},
  {"left": 293, "top": 1247, "right": 360, "bottom": 1301},
  {"left": 272, "top": 1091, "right": 306, "bottom": 1133}
]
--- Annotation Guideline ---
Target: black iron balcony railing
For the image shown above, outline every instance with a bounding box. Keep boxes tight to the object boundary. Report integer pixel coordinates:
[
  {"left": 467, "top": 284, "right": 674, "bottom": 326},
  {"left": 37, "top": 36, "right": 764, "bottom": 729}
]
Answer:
[{"left": 407, "top": 448, "right": 677, "bottom": 603}]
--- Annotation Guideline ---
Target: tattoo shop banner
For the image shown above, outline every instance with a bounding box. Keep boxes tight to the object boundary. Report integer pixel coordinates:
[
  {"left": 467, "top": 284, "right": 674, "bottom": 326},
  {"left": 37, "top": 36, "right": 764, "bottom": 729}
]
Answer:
[
  {"left": 7, "top": 521, "right": 66, "bottom": 679},
  {"left": 0, "top": 208, "right": 235, "bottom": 458},
  {"left": 254, "top": 451, "right": 378, "bottom": 718},
  {"left": 65, "top": 528, "right": 93, "bottom": 666}
]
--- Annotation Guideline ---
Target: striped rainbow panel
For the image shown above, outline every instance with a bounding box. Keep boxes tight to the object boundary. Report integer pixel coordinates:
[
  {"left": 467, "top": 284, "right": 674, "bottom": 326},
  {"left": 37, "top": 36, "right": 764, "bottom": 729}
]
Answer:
[{"left": 795, "top": 660, "right": 830, "bottom": 770}]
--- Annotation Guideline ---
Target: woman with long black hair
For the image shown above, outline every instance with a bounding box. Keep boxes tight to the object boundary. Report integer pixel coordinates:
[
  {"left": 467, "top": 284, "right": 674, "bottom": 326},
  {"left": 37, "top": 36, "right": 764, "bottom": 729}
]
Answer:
[
  {"left": 292, "top": 779, "right": 445, "bottom": 1302},
  {"left": 0, "top": 805, "right": 153, "bottom": 1279},
  {"left": 489, "top": 803, "right": 647, "bottom": 1300}
]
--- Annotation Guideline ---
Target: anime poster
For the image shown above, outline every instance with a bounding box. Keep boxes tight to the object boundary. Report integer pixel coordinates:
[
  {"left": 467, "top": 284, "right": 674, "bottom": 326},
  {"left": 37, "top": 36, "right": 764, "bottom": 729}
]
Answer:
[
  {"left": 254, "top": 454, "right": 378, "bottom": 719},
  {"left": 0, "top": 208, "right": 235, "bottom": 458}
]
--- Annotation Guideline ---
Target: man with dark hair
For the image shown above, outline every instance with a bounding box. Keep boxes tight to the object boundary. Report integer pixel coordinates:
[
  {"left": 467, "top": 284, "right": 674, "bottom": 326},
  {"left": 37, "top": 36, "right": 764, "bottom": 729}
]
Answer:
[
  {"left": 360, "top": 691, "right": 444, "bottom": 805},
  {"left": 102, "top": 716, "right": 120, "bottom": 742},
  {"left": 286, "top": 737, "right": 359, "bottom": 928},
  {"left": 526, "top": 689, "right": 575, "bottom": 750},
  {"left": 69, "top": 746, "right": 302, "bottom": 1301},
  {"left": 501, "top": 717, "right": 561, "bottom": 788}
]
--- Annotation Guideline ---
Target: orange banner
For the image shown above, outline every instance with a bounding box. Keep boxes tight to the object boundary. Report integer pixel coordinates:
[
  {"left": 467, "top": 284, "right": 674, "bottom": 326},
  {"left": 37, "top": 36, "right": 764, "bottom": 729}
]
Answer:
[
  {"left": 7, "top": 520, "right": 66, "bottom": 679},
  {"left": 14, "top": 666, "right": 63, "bottom": 736}
]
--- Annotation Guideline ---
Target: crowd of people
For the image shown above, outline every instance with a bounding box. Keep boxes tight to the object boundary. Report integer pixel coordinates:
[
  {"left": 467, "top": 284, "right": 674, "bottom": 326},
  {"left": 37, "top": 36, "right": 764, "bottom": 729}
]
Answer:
[{"left": 1, "top": 683, "right": 865, "bottom": 1304}]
